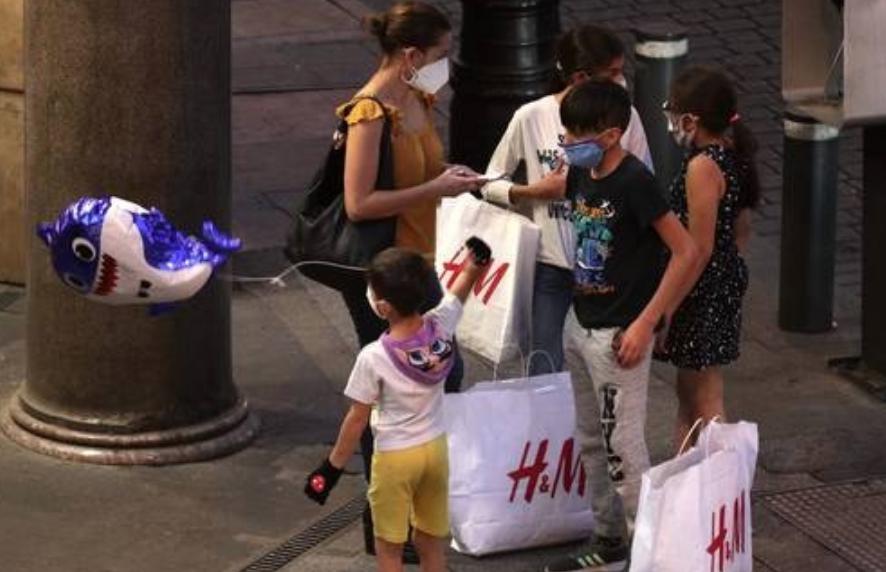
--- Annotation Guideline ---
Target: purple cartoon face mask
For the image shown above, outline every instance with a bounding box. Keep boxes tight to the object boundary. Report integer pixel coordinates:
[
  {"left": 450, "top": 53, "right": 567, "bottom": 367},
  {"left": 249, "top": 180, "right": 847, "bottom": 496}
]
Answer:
[{"left": 380, "top": 318, "right": 454, "bottom": 385}]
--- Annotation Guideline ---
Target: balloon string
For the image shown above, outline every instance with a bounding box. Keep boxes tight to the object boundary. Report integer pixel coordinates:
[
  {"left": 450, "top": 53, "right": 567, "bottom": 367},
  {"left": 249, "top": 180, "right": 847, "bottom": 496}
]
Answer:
[{"left": 217, "top": 260, "right": 366, "bottom": 288}]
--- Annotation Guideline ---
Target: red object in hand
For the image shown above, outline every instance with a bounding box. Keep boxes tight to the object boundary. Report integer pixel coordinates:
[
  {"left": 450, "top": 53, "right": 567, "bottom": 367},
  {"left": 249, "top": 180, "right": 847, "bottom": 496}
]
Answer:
[{"left": 304, "top": 458, "right": 342, "bottom": 505}]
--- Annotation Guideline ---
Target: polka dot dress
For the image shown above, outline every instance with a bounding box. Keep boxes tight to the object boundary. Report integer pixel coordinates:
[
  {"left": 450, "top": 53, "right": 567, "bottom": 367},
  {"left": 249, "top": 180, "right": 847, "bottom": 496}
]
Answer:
[{"left": 664, "top": 144, "right": 749, "bottom": 371}]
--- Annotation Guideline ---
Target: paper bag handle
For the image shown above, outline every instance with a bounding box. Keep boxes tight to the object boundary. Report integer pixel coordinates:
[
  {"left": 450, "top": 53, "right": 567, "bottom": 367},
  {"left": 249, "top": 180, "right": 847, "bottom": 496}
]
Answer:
[
  {"left": 677, "top": 415, "right": 722, "bottom": 457},
  {"left": 525, "top": 350, "right": 557, "bottom": 377},
  {"left": 491, "top": 344, "right": 527, "bottom": 382},
  {"left": 489, "top": 349, "right": 558, "bottom": 381}
]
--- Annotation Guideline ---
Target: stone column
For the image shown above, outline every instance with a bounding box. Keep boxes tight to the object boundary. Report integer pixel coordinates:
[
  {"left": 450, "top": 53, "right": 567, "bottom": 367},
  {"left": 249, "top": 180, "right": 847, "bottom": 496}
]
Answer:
[
  {"left": 0, "top": 0, "right": 25, "bottom": 283},
  {"left": 1, "top": 0, "right": 258, "bottom": 464}
]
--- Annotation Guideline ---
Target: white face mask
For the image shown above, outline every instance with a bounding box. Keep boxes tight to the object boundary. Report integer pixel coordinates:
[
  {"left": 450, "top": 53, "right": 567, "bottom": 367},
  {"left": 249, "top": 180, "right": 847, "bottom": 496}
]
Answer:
[
  {"left": 405, "top": 57, "right": 450, "bottom": 95},
  {"left": 614, "top": 74, "right": 628, "bottom": 89},
  {"left": 668, "top": 114, "right": 696, "bottom": 149},
  {"left": 366, "top": 286, "right": 386, "bottom": 319}
]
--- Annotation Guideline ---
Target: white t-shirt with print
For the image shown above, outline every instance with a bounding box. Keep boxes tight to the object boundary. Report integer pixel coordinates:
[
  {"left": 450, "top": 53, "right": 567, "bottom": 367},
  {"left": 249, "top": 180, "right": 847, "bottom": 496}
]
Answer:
[
  {"left": 482, "top": 94, "right": 653, "bottom": 270},
  {"left": 344, "top": 294, "right": 463, "bottom": 452}
]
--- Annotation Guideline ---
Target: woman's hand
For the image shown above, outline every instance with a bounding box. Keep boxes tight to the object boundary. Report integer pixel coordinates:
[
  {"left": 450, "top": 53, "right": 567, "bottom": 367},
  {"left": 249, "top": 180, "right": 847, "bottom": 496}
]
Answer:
[{"left": 430, "top": 165, "right": 485, "bottom": 197}]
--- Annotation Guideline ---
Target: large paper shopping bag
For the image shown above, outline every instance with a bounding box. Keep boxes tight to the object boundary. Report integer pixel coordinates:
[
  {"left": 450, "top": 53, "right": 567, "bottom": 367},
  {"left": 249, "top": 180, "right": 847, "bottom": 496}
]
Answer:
[
  {"left": 436, "top": 194, "right": 540, "bottom": 363},
  {"left": 444, "top": 371, "right": 595, "bottom": 556},
  {"left": 631, "top": 420, "right": 759, "bottom": 572}
]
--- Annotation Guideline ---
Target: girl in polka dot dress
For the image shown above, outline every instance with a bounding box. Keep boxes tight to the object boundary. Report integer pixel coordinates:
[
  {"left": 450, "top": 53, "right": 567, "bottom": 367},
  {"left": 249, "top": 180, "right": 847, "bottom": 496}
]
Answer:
[{"left": 659, "top": 66, "right": 761, "bottom": 447}]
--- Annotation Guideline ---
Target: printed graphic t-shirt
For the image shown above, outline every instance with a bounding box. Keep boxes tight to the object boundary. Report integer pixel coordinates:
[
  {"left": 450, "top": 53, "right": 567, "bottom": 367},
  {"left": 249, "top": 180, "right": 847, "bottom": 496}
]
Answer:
[
  {"left": 568, "top": 153, "right": 670, "bottom": 329},
  {"left": 481, "top": 94, "right": 653, "bottom": 270},
  {"left": 344, "top": 294, "right": 462, "bottom": 452}
]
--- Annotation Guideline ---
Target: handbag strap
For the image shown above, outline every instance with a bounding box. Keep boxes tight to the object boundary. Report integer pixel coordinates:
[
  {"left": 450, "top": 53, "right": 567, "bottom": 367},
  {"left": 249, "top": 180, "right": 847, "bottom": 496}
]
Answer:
[
  {"left": 336, "top": 95, "right": 395, "bottom": 190},
  {"left": 337, "top": 94, "right": 391, "bottom": 133}
]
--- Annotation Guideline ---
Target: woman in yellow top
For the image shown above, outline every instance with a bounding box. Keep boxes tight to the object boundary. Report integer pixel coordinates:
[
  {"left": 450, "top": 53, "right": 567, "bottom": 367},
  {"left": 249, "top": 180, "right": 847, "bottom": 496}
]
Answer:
[
  {"left": 333, "top": 1, "right": 483, "bottom": 567},
  {"left": 339, "top": 5, "right": 481, "bottom": 257}
]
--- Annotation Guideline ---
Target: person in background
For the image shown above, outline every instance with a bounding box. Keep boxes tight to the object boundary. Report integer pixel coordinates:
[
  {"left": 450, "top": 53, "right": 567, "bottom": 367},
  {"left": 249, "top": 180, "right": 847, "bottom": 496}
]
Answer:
[
  {"left": 658, "top": 65, "right": 761, "bottom": 448},
  {"left": 481, "top": 25, "right": 653, "bottom": 378}
]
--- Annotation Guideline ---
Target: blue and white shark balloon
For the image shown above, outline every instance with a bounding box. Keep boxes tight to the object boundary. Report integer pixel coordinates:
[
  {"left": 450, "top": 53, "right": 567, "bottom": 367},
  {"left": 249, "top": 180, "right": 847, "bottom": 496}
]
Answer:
[{"left": 37, "top": 196, "right": 240, "bottom": 309}]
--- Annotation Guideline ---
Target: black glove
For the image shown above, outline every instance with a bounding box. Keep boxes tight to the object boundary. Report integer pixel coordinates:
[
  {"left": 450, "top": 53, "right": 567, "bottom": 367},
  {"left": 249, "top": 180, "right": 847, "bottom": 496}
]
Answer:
[
  {"left": 304, "top": 458, "right": 343, "bottom": 505},
  {"left": 466, "top": 236, "right": 492, "bottom": 267}
]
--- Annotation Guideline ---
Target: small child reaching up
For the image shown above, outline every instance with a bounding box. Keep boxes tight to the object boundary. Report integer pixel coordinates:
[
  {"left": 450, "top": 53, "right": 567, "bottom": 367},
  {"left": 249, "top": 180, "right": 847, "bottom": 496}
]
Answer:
[{"left": 304, "top": 238, "right": 491, "bottom": 572}]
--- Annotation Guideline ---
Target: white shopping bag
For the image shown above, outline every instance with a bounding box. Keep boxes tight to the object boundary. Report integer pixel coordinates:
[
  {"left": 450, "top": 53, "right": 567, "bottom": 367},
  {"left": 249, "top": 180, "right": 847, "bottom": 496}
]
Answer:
[
  {"left": 436, "top": 194, "right": 540, "bottom": 363},
  {"left": 630, "top": 420, "right": 759, "bottom": 572},
  {"left": 444, "top": 371, "right": 595, "bottom": 556}
]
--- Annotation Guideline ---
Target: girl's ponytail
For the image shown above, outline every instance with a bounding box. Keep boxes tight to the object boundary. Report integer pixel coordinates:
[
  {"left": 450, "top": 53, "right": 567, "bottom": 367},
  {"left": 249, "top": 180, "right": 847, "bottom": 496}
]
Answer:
[{"left": 730, "top": 118, "right": 761, "bottom": 210}]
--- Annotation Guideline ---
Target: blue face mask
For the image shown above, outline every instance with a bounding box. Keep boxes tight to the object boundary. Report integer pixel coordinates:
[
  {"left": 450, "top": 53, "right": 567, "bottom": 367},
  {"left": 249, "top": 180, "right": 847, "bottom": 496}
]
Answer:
[{"left": 561, "top": 139, "right": 604, "bottom": 169}]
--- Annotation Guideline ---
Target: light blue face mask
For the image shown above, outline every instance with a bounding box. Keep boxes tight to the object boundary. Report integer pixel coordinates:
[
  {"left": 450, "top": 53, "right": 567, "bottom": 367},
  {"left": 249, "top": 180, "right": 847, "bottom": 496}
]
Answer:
[{"left": 560, "top": 139, "right": 604, "bottom": 169}]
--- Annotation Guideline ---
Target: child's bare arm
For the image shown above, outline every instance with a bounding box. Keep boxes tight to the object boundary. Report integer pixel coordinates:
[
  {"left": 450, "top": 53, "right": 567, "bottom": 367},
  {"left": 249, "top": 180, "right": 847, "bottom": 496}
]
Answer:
[
  {"left": 448, "top": 237, "right": 492, "bottom": 304},
  {"left": 508, "top": 161, "right": 568, "bottom": 202},
  {"left": 667, "top": 154, "right": 724, "bottom": 315},
  {"left": 304, "top": 400, "right": 371, "bottom": 505},
  {"left": 329, "top": 401, "right": 372, "bottom": 468},
  {"left": 617, "top": 212, "right": 699, "bottom": 367}
]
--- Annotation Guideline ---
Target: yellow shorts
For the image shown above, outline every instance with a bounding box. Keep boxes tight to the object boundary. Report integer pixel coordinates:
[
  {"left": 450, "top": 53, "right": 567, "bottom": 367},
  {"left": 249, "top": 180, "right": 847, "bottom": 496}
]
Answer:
[{"left": 368, "top": 435, "right": 449, "bottom": 544}]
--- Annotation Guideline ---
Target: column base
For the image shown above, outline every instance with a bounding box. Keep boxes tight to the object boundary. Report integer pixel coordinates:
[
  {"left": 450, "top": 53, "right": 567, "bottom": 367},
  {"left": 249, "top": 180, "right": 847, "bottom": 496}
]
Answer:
[{"left": 0, "top": 393, "right": 260, "bottom": 465}]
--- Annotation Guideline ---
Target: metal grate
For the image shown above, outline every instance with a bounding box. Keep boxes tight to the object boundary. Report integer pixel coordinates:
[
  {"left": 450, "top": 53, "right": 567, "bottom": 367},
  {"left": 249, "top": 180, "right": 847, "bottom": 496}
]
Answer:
[
  {"left": 762, "top": 478, "right": 886, "bottom": 572},
  {"left": 242, "top": 494, "right": 366, "bottom": 572}
]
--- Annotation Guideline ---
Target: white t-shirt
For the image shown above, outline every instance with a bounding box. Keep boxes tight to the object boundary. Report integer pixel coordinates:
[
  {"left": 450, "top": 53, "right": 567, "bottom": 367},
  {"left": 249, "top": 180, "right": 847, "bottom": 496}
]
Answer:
[
  {"left": 482, "top": 94, "right": 654, "bottom": 270},
  {"left": 344, "top": 294, "right": 463, "bottom": 452}
]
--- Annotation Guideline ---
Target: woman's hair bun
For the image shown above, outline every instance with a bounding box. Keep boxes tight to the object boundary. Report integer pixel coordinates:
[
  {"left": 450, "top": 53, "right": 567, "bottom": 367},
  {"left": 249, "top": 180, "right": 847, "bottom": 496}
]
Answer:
[
  {"left": 363, "top": 13, "right": 388, "bottom": 40},
  {"left": 362, "top": 2, "right": 450, "bottom": 56}
]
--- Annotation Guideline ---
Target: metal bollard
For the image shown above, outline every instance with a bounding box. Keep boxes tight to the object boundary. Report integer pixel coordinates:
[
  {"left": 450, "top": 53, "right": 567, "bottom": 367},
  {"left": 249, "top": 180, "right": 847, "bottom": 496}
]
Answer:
[
  {"left": 632, "top": 24, "right": 688, "bottom": 194},
  {"left": 449, "top": 0, "right": 561, "bottom": 172},
  {"left": 779, "top": 111, "right": 840, "bottom": 333},
  {"left": 862, "top": 124, "right": 886, "bottom": 372}
]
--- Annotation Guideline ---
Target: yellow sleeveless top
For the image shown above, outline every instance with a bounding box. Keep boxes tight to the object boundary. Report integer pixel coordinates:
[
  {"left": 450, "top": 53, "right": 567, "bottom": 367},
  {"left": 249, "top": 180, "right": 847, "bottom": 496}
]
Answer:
[{"left": 336, "top": 95, "right": 444, "bottom": 259}]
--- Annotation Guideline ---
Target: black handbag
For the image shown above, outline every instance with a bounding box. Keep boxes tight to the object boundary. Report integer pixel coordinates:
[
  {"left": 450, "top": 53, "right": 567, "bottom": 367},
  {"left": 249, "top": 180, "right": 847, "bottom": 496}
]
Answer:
[{"left": 284, "top": 96, "right": 396, "bottom": 290}]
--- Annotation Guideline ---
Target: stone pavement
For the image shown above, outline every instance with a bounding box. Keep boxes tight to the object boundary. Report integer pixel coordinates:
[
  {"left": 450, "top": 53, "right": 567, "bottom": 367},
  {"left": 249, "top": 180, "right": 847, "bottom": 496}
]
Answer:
[{"left": 0, "top": 1, "right": 882, "bottom": 572}]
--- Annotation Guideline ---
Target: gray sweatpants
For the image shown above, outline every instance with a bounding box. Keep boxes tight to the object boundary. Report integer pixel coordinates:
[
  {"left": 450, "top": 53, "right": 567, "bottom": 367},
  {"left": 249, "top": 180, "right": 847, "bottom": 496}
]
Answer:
[{"left": 566, "top": 315, "right": 652, "bottom": 540}]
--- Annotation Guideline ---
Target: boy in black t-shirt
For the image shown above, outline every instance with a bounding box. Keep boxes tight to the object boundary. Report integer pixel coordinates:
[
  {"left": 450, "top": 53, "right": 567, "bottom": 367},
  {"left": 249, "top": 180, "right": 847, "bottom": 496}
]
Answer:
[{"left": 538, "top": 81, "right": 699, "bottom": 572}]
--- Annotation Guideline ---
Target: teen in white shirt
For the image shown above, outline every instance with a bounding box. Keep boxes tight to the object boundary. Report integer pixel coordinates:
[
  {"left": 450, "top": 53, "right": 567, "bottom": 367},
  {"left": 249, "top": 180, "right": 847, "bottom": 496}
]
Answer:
[{"left": 481, "top": 25, "right": 653, "bottom": 378}]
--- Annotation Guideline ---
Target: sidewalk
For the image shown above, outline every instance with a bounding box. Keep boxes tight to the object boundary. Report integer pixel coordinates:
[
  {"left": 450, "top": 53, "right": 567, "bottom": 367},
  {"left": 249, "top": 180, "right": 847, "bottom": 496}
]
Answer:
[{"left": 0, "top": 1, "right": 882, "bottom": 572}]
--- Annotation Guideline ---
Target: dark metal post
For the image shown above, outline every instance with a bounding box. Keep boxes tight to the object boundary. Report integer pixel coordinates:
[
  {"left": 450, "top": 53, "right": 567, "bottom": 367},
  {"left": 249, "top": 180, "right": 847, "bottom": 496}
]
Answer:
[
  {"left": 778, "top": 112, "right": 840, "bottom": 333},
  {"left": 632, "top": 24, "right": 688, "bottom": 193},
  {"left": 862, "top": 125, "right": 886, "bottom": 372},
  {"left": 450, "top": 0, "right": 560, "bottom": 172},
  {"left": 1, "top": 0, "right": 258, "bottom": 464}
]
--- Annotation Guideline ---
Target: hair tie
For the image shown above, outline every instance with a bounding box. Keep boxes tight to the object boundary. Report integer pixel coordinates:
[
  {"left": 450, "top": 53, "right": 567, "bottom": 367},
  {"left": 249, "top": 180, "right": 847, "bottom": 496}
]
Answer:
[{"left": 729, "top": 112, "right": 741, "bottom": 125}]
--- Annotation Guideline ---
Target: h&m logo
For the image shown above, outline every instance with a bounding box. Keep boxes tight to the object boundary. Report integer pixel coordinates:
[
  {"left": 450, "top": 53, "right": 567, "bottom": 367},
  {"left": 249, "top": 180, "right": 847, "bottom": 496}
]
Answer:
[
  {"left": 506, "top": 438, "right": 587, "bottom": 504},
  {"left": 706, "top": 490, "right": 748, "bottom": 572}
]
